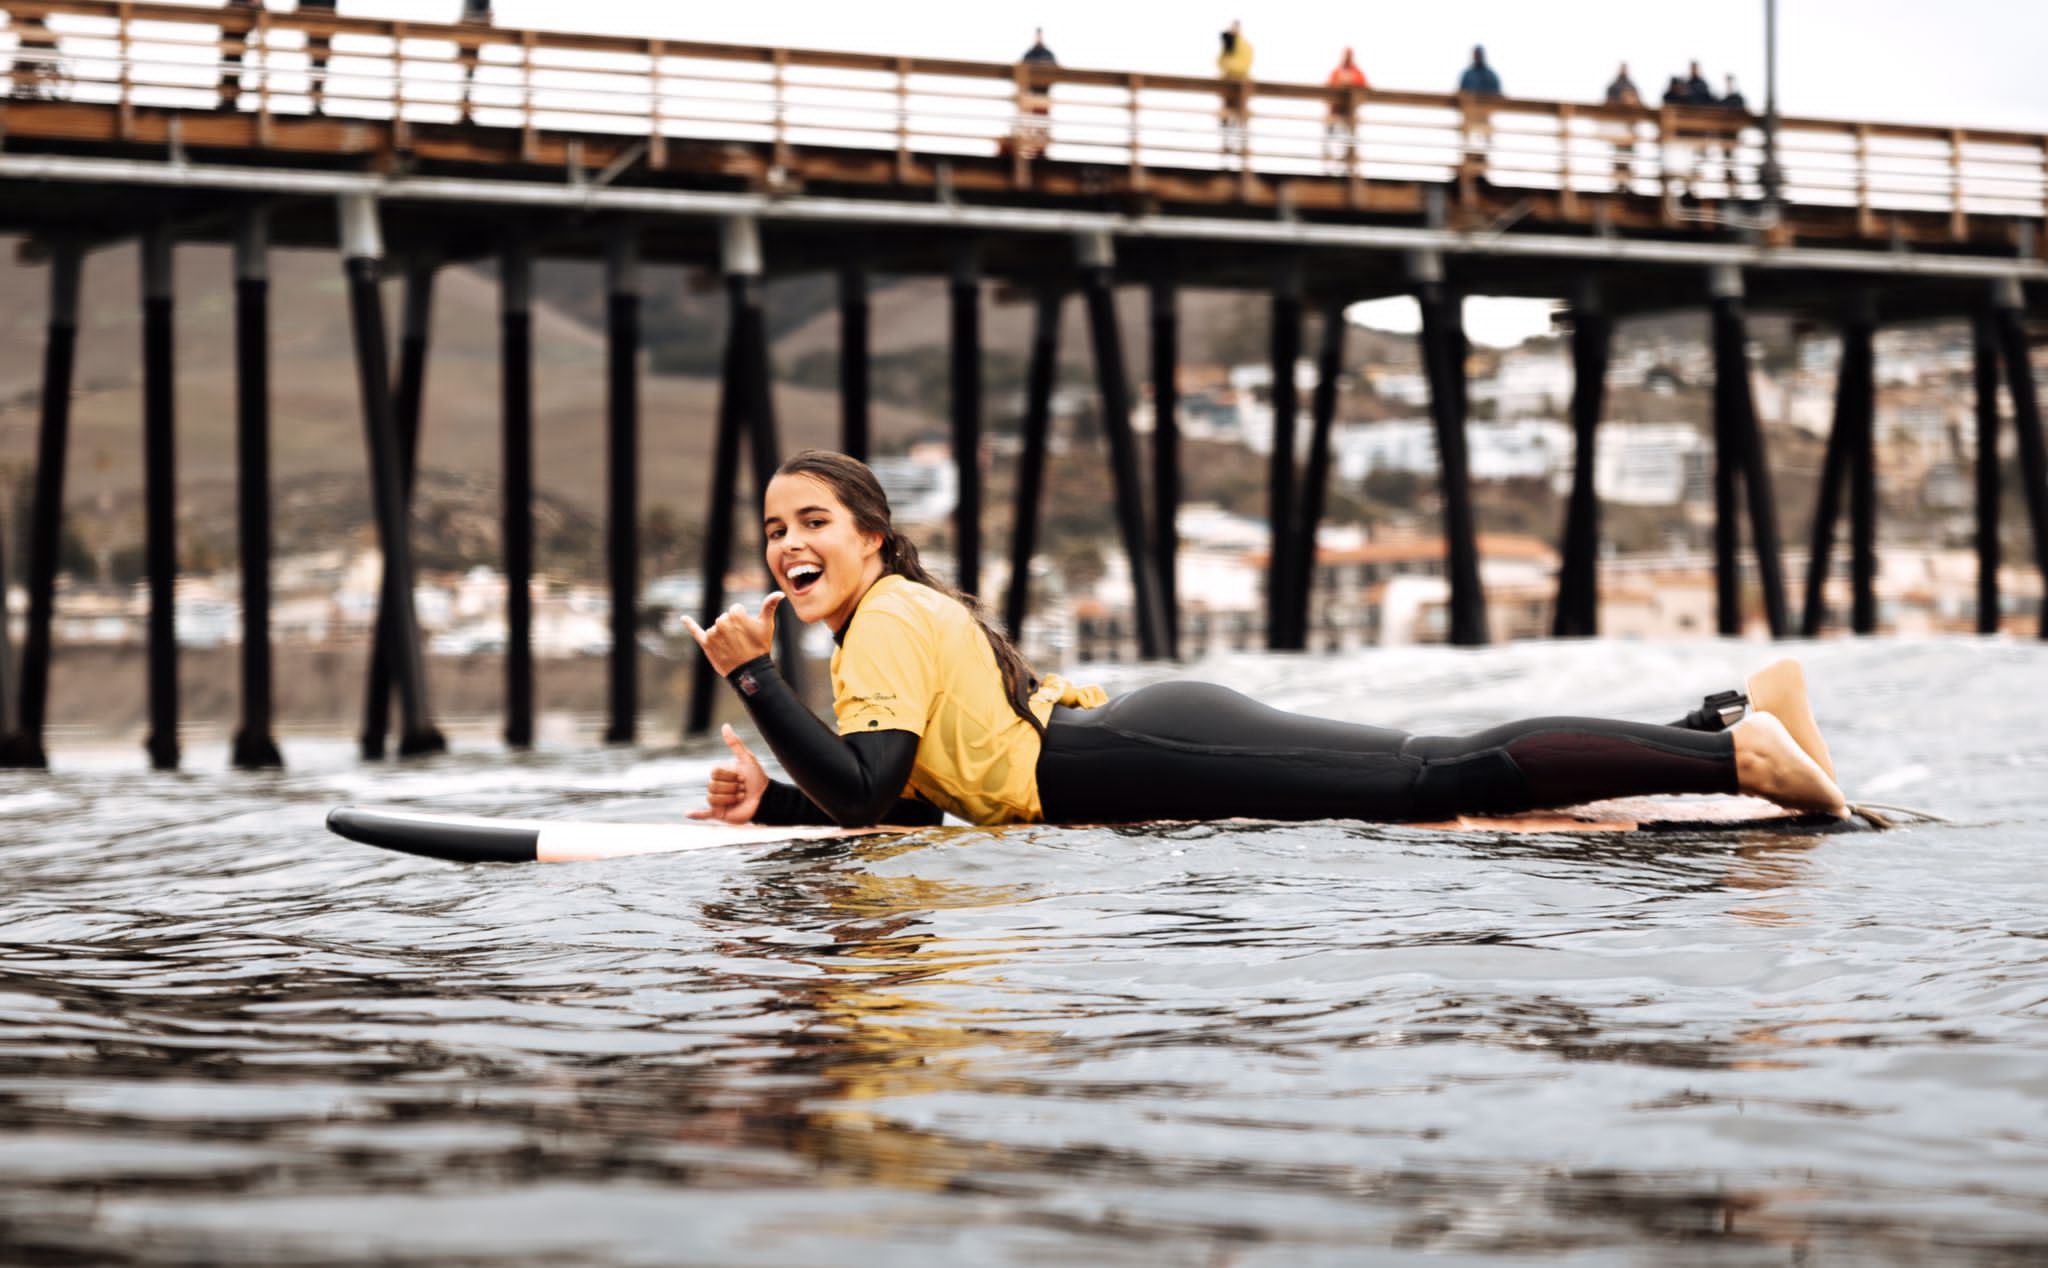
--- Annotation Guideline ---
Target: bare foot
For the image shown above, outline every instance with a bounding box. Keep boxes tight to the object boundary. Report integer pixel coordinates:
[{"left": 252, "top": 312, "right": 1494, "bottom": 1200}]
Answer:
[
  {"left": 1733, "top": 711, "right": 1847, "bottom": 817},
  {"left": 1746, "top": 658, "right": 1836, "bottom": 781}
]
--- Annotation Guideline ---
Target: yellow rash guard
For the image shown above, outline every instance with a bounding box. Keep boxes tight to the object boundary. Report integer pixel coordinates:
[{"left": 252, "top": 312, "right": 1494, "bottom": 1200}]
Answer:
[
  {"left": 1217, "top": 36, "right": 1254, "bottom": 81},
  {"left": 830, "top": 575, "right": 1106, "bottom": 824}
]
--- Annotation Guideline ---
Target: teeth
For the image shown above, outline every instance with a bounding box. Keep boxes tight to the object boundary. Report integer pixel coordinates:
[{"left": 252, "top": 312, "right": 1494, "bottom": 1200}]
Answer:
[{"left": 787, "top": 564, "right": 821, "bottom": 583}]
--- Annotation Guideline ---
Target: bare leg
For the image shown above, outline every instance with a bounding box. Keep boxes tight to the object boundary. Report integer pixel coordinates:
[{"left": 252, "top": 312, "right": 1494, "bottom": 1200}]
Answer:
[
  {"left": 1672, "top": 656, "right": 1836, "bottom": 781},
  {"left": 1746, "top": 658, "right": 1835, "bottom": 780},
  {"left": 1733, "top": 712, "right": 1846, "bottom": 816}
]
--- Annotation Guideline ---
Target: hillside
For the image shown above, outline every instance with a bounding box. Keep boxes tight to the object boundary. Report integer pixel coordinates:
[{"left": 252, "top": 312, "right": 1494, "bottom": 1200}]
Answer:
[
  {"left": 0, "top": 239, "right": 1444, "bottom": 581},
  {"left": 0, "top": 242, "right": 933, "bottom": 580}
]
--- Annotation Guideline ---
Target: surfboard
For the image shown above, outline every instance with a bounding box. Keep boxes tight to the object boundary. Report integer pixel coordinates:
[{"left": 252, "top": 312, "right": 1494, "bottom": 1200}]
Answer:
[
  {"left": 327, "top": 798, "right": 1878, "bottom": 865},
  {"left": 324, "top": 805, "right": 895, "bottom": 864}
]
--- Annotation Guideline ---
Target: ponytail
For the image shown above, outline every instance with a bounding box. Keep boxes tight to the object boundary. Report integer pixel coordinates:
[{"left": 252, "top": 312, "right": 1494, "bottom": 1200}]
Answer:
[{"left": 877, "top": 526, "right": 1045, "bottom": 737}]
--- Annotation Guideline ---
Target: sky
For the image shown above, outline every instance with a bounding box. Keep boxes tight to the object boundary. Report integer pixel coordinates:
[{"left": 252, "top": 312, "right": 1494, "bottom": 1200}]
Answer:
[{"left": 310, "top": 1, "right": 2048, "bottom": 343}]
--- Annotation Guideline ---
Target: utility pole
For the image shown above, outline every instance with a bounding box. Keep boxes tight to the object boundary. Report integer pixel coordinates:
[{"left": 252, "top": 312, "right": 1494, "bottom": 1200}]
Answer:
[{"left": 1760, "top": 0, "right": 1783, "bottom": 207}]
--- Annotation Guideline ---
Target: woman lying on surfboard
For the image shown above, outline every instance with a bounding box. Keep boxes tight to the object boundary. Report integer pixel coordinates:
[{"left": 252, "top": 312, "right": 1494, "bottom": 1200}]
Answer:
[{"left": 683, "top": 450, "right": 1845, "bottom": 829}]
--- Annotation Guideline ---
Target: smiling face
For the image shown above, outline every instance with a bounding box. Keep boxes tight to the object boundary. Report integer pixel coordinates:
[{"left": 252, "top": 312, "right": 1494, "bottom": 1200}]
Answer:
[{"left": 763, "top": 472, "right": 887, "bottom": 632}]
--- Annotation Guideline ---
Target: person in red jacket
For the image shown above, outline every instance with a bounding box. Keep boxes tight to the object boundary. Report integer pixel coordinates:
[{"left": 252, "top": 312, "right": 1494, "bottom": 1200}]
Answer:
[{"left": 1324, "top": 47, "right": 1368, "bottom": 171}]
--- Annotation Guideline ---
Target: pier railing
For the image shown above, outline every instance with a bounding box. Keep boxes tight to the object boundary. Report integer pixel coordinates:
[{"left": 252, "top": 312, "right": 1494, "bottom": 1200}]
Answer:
[{"left": 3, "top": 0, "right": 2044, "bottom": 243}]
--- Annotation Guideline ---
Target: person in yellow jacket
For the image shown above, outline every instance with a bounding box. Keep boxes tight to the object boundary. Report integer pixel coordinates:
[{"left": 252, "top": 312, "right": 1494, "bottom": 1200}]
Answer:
[
  {"left": 1216, "top": 20, "right": 1254, "bottom": 160},
  {"left": 684, "top": 451, "right": 1846, "bottom": 830}
]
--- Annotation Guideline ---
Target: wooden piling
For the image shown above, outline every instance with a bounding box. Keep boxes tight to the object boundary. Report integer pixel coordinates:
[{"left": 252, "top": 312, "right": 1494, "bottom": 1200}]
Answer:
[
  {"left": 1005, "top": 287, "right": 1060, "bottom": 642},
  {"left": 949, "top": 250, "right": 983, "bottom": 598},
  {"left": 231, "top": 212, "right": 282, "bottom": 769},
  {"left": 362, "top": 261, "right": 436, "bottom": 759},
  {"left": 1991, "top": 286, "right": 2048, "bottom": 638},
  {"left": 1416, "top": 276, "right": 1488, "bottom": 646},
  {"left": 1553, "top": 302, "right": 1610, "bottom": 638},
  {"left": 1078, "top": 234, "right": 1166, "bottom": 659},
  {"left": 1266, "top": 266, "right": 1302, "bottom": 648},
  {"left": 605, "top": 228, "right": 641, "bottom": 744},
  {"left": 6, "top": 243, "right": 82, "bottom": 769},
  {"left": 1149, "top": 276, "right": 1181, "bottom": 658},
  {"left": 839, "top": 264, "right": 870, "bottom": 462},
  {"left": 1292, "top": 301, "right": 1347, "bottom": 650},
  {"left": 1971, "top": 308, "right": 2003, "bottom": 634},
  {"left": 142, "top": 228, "right": 179, "bottom": 772},
  {"left": 340, "top": 195, "right": 443, "bottom": 758},
  {"left": 501, "top": 242, "right": 535, "bottom": 749}
]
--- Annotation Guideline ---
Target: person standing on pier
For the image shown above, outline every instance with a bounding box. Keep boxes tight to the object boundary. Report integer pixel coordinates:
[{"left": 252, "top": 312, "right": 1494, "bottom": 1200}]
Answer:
[
  {"left": 458, "top": 0, "right": 492, "bottom": 123},
  {"left": 1323, "top": 46, "right": 1367, "bottom": 172},
  {"left": 1216, "top": 20, "right": 1253, "bottom": 161},
  {"left": 1604, "top": 61, "right": 1642, "bottom": 190},
  {"left": 218, "top": 0, "right": 257, "bottom": 111},
  {"left": 1679, "top": 60, "right": 1714, "bottom": 105},
  {"left": 1014, "top": 27, "right": 1056, "bottom": 158},
  {"left": 1457, "top": 44, "right": 1501, "bottom": 97},
  {"left": 300, "top": 0, "right": 335, "bottom": 116},
  {"left": 1703, "top": 74, "right": 1747, "bottom": 192},
  {"left": 8, "top": 9, "right": 63, "bottom": 101},
  {"left": 1605, "top": 62, "right": 1640, "bottom": 107},
  {"left": 1456, "top": 45, "right": 1501, "bottom": 182}
]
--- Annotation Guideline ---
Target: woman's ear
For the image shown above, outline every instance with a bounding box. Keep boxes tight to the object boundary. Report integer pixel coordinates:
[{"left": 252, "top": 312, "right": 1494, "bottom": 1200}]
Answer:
[{"left": 861, "top": 530, "right": 886, "bottom": 562}]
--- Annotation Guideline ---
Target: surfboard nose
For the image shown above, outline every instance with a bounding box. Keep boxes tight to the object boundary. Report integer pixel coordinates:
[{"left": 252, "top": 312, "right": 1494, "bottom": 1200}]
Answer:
[{"left": 326, "top": 805, "right": 540, "bottom": 863}]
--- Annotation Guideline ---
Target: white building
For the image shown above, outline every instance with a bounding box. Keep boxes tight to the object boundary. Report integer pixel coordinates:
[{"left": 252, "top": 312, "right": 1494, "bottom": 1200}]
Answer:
[
  {"left": 1332, "top": 418, "right": 1573, "bottom": 483},
  {"left": 1366, "top": 368, "right": 1431, "bottom": 406},
  {"left": 869, "top": 452, "right": 958, "bottom": 525},
  {"left": 1591, "top": 423, "right": 1706, "bottom": 506},
  {"left": 1333, "top": 419, "right": 1437, "bottom": 481},
  {"left": 1489, "top": 344, "right": 1574, "bottom": 416}
]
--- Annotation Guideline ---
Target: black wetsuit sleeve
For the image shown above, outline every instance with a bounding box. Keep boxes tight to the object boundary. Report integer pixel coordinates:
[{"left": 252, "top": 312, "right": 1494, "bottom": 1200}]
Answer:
[
  {"left": 754, "top": 778, "right": 944, "bottom": 827},
  {"left": 724, "top": 654, "right": 927, "bottom": 827}
]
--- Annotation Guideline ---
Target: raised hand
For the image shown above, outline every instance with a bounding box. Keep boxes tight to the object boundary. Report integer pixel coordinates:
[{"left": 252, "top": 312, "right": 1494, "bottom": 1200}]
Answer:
[
  {"left": 688, "top": 724, "right": 769, "bottom": 824},
  {"left": 681, "top": 592, "right": 784, "bottom": 677}
]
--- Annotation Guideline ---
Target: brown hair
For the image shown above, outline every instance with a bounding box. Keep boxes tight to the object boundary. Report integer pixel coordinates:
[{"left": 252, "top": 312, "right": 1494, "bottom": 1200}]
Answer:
[{"left": 774, "top": 449, "right": 1044, "bottom": 735}]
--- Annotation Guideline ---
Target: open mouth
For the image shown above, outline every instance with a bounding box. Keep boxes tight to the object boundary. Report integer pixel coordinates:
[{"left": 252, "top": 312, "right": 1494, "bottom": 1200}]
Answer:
[{"left": 784, "top": 562, "right": 823, "bottom": 596}]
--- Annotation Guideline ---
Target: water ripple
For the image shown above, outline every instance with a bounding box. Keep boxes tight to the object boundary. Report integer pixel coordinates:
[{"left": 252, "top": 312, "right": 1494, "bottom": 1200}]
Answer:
[{"left": 3, "top": 640, "right": 2047, "bottom": 1263}]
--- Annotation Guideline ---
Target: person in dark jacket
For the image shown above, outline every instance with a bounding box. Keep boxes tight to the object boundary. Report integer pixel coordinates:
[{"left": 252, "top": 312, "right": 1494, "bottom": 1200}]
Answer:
[
  {"left": 1603, "top": 62, "right": 1642, "bottom": 190},
  {"left": 300, "top": 0, "right": 335, "bottom": 115},
  {"left": 218, "top": 0, "right": 257, "bottom": 110},
  {"left": 1681, "top": 60, "right": 1714, "bottom": 105},
  {"left": 1013, "top": 27, "right": 1056, "bottom": 157},
  {"left": 8, "top": 9, "right": 62, "bottom": 100},
  {"left": 1456, "top": 45, "right": 1501, "bottom": 176},
  {"left": 458, "top": 0, "right": 492, "bottom": 121},
  {"left": 1604, "top": 62, "right": 1640, "bottom": 107},
  {"left": 1457, "top": 44, "right": 1501, "bottom": 96}
]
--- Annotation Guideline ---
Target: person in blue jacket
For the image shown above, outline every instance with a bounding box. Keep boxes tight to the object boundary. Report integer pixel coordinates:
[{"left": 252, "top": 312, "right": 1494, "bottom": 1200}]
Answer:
[{"left": 1457, "top": 45, "right": 1501, "bottom": 96}]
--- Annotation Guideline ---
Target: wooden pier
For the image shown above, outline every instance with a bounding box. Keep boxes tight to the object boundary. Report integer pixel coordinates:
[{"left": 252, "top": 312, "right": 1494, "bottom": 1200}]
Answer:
[{"left": 0, "top": 0, "right": 2042, "bottom": 767}]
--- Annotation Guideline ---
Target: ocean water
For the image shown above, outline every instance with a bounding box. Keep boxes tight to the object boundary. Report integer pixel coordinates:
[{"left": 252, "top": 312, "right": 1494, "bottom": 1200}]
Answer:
[{"left": 3, "top": 637, "right": 2045, "bottom": 1265}]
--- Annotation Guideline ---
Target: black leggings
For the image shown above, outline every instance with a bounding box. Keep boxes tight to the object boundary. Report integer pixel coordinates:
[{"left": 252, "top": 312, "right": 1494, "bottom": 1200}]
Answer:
[{"left": 1035, "top": 682, "right": 1737, "bottom": 824}]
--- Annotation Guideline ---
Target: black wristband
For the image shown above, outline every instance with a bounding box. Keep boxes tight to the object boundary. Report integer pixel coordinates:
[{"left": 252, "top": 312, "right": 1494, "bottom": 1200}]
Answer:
[{"left": 725, "top": 654, "right": 778, "bottom": 698}]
